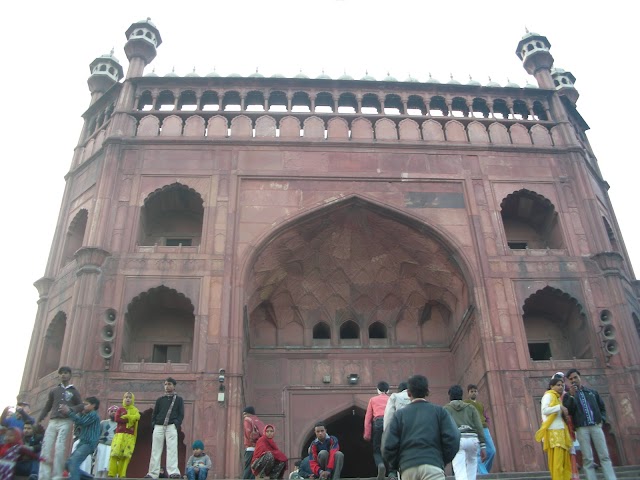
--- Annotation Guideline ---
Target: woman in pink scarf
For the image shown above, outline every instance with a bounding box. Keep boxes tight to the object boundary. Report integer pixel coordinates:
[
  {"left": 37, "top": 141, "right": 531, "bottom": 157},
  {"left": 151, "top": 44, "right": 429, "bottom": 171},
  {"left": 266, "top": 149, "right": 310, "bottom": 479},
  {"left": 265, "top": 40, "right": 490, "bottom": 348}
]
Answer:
[{"left": 251, "top": 424, "right": 288, "bottom": 479}]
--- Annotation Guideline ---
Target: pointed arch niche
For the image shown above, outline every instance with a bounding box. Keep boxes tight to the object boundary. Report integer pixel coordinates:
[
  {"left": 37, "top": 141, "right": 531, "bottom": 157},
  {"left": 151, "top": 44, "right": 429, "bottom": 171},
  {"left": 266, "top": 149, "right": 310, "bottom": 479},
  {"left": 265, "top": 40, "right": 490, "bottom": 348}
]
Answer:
[
  {"left": 522, "top": 286, "right": 592, "bottom": 361},
  {"left": 61, "top": 209, "right": 88, "bottom": 266},
  {"left": 244, "top": 198, "right": 471, "bottom": 349},
  {"left": 121, "top": 286, "right": 195, "bottom": 365},
  {"left": 38, "top": 312, "right": 67, "bottom": 378},
  {"left": 138, "top": 183, "right": 204, "bottom": 247},
  {"left": 500, "top": 189, "right": 564, "bottom": 250}
]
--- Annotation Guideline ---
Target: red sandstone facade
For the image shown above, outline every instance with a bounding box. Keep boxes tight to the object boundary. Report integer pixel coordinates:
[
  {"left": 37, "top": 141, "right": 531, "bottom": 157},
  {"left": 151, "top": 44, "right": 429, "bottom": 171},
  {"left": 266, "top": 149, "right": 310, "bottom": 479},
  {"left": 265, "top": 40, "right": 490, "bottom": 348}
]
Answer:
[{"left": 19, "top": 20, "right": 640, "bottom": 476}]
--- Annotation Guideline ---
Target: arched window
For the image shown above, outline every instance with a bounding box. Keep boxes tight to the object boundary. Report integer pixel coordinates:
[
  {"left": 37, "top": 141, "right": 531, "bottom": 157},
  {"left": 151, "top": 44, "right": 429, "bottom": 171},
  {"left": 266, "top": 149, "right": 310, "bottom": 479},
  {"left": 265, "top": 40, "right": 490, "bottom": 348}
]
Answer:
[
  {"left": 38, "top": 312, "right": 66, "bottom": 378},
  {"left": 368, "top": 322, "right": 387, "bottom": 339},
  {"left": 121, "top": 286, "right": 195, "bottom": 364},
  {"left": 500, "top": 190, "right": 564, "bottom": 250},
  {"left": 61, "top": 209, "right": 88, "bottom": 266},
  {"left": 340, "top": 320, "right": 359, "bottom": 339},
  {"left": 313, "top": 322, "right": 331, "bottom": 339},
  {"left": 138, "top": 183, "right": 204, "bottom": 247}
]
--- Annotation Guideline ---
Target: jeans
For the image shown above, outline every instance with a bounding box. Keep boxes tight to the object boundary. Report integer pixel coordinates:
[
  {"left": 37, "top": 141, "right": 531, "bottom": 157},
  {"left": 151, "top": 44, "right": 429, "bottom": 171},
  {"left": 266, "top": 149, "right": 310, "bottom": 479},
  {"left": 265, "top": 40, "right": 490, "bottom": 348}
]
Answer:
[
  {"left": 39, "top": 418, "right": 73, "bottom": 480},
  {"left": 452, "top": 436, "right": 478, "bottom": 480},
  {"left": 186, "top": 466, "right": 209, "bottom": 480},
  {"left": 575, "top": 424, "right": 617, "bottom": 480},
  {"left": 244, "top": 449, "right": 256, "bottom": 479},
  {"left": 66, "top": 441, "right": 96, "bottom": 480},
  {"left": 476, "top": 428, "right": 495, "bottom": 474},
  {"left": 148, "top": 424, "right": 179, "bottom": 477}
]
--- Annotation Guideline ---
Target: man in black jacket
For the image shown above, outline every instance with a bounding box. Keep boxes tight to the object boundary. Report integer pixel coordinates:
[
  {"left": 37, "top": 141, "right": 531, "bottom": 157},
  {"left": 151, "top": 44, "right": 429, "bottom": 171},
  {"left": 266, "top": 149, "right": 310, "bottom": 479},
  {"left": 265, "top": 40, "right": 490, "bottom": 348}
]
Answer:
[
  {"left": 563, "top": 369, "right": 617, "bottom": 480},
  {"left": 383, "top": 375, "right": 460, "bottom": 480},
  {"left": 146, "top": 377, "right": 185, "bottom": 479}
]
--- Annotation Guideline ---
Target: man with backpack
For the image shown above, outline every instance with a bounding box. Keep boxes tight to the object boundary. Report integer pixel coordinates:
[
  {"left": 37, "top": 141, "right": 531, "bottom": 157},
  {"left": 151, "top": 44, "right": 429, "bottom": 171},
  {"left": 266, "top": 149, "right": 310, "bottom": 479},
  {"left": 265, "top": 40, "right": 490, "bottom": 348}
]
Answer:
[{"left": 242, "top": 406, "right": 265, "bottom": 479}]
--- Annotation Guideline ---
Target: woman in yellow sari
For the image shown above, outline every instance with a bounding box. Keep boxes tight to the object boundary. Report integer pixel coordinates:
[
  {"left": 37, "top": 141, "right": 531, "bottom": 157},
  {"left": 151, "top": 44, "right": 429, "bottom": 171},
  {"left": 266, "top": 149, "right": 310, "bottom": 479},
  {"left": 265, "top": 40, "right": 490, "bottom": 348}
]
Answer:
[
  {"left": 109, "top": 392, "right": 141, "bottom": 477},
  {"left": 535, "top": 375, "right": 573, "bottom": 480}
]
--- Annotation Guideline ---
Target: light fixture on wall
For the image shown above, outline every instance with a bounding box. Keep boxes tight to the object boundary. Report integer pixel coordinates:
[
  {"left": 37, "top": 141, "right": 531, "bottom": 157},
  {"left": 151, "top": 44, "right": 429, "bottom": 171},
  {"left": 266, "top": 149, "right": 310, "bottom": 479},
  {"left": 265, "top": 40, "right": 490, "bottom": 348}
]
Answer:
[
  {"left": 348, "top": 373, "right": 359, "bottom": 385},
  {"left": 218, "top": 368, "right": 226, "bottom": 403}
]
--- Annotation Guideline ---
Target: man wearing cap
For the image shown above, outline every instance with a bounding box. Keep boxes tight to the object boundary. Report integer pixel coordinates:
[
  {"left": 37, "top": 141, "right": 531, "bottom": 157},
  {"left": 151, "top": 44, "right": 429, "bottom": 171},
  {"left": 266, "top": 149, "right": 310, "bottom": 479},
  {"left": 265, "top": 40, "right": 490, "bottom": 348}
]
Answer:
[
  {"left": 243, "top": 406, "right": 265, "bottom": 479},
  {"left": 146, "top": 377, "right": 184, "bottom": 479},
  {"left": 37, "top": 366, "right": 83, "bottom": 480},
  {"left": 563, "top": 369, "right": 617, "bottom": 480}
]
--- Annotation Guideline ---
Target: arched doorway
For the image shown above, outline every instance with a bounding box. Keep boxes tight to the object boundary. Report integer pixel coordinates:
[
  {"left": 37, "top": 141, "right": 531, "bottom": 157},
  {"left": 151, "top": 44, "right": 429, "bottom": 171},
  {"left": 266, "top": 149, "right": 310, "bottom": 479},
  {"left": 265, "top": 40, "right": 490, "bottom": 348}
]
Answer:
[{"left": 299, "top": 407, "right": 375, "bottom": 479}]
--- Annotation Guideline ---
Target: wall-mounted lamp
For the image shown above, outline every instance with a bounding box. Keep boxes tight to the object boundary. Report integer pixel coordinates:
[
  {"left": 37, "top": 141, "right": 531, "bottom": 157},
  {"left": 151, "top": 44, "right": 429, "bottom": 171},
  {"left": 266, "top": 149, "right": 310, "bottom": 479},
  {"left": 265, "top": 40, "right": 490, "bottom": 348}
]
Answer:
[
  {"left": 218, "top": 368, "right": 226, "bottom": 403},
  {"left": 348, "top": 373, "right": 359, "bottom": 385}
]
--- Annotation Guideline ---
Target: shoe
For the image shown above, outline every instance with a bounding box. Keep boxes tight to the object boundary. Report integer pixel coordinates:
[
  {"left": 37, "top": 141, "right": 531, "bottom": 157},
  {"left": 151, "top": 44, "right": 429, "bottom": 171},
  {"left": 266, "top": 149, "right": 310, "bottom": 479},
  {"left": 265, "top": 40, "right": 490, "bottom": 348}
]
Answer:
[
  {"left": 28, "top": 475, "right": 38, "bottom": 480},
  {"left": 377, "top": 463, "right": 385, "bottom": 480},
  {"left": 144, "top": 475, "right": 154, "bottom": 478},
  {"left": 170, "top": 474, "right": 182, "bottom": 478}
]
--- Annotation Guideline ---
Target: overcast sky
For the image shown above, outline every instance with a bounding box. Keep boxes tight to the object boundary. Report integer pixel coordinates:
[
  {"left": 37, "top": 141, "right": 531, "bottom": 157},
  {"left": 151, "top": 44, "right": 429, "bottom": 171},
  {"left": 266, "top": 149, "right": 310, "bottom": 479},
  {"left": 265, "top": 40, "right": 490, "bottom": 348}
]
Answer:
[{"left": 0, "top": 1, "right": 637, "bottom": 410}]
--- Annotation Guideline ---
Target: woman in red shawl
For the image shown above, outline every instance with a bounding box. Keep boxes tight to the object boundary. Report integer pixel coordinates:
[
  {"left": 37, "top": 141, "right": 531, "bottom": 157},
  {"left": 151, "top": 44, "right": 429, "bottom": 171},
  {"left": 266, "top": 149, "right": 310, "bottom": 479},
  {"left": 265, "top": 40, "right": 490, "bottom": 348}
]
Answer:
[
  {"left": 251, "top": 424, "right": 288, "bottom": 479},
  {"left": 0, "top": 428, "right": 41, "bottom": 480}
]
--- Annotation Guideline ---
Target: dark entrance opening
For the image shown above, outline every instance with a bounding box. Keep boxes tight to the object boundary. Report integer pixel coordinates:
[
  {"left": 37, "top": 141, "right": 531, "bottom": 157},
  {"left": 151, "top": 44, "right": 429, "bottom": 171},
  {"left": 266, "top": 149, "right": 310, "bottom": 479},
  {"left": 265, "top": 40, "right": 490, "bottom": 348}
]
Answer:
[{"left": 300, "top": 406, "right": 376, "bottom": 479}]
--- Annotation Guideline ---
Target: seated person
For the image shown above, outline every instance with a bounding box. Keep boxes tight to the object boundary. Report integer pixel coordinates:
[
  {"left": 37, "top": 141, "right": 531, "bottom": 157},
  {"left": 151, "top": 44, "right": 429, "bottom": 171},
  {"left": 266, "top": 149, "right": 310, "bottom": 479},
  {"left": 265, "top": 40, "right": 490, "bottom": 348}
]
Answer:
[
  {"left": 309, "top": 423, "right": 343, "bottom": 480},
  {"left": 251, "top": 425, "right": 288, "bottom": 479},
  {"left": 0, "top": 428, "right": 41, "bottom": 480},
  {"left": 290, "top": 455, "right": 313, "bottom": 480},
  {"left": 15, "top": 421, "right": 43, "bottom": 479},
  {"left": 186, "top": 440, "right": 212, "bottom": 480}
]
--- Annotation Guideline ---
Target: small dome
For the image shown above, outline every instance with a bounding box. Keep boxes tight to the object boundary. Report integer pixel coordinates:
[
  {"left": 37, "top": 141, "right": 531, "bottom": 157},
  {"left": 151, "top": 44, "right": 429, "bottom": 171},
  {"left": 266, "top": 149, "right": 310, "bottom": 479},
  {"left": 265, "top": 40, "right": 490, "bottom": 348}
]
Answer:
[
  {"left": 425, "top": 73, "right": 439, "bottom": 83},
  {"left": 249, "top": 68, "right": 264, "bottom": 78},
  {"left": 520, "top": 30, "right": 541, "bottom": 40},
  {"left": 360, "top": 71, "right": 376, "bottom": 81},
  {"left": 447, "top": 74, "right": 461, "bottom": 85},
  {"left": 185, "top": 67, "right": 200, "bottom": 77},
  {"left": 485, "top": 77, "right": 500, "bottom": 87},
  {"left": 164, "top": 67, "right": 178, "bottom": 78},
  {"left": 316, "top": 70, "right": 331, "bottom": 80},
  {"left": 384, "top": 72, "right": 398, "bottom": 82},
  {"left": 404, "top": 74, "right": 419, "bottom": 82},
  {"left": 100, "top": 48, "right": 120, "bottom": 64},
  {"left": 205, "top": 69, "right": 220, "bottom": 77},
  {"left": 466, "top": 75, "right": 481, "bottom": 86},
  {"left": 294, "top": 70, "right": 309, "bottom": 79},
  {"left": 144, "top": 68, "right": 158, "bottom": 77},
  {"left": 270, "top": 73, "right": 285, "bottom": 78},
  {"left": 338, "top": 72, "right": 354, "bottom": 81},
  {"left": 136, "top": 17, "right": 158, "bottom": 29},
  {"left": 227, "top": 72, "right": 243, "bottom": 77},
  {"left": 505, "top": 78, "right": 520, "bottom": 88},
  {"left": 524, "top": 80, "right": 538, "bottom": 89}
]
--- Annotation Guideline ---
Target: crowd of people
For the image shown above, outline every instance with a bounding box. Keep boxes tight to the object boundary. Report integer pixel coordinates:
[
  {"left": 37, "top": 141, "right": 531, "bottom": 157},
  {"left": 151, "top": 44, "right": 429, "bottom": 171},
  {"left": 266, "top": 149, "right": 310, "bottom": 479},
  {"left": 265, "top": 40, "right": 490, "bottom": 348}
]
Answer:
[{"left": 0, "top": 367, "right": 617, "bottom": 480}]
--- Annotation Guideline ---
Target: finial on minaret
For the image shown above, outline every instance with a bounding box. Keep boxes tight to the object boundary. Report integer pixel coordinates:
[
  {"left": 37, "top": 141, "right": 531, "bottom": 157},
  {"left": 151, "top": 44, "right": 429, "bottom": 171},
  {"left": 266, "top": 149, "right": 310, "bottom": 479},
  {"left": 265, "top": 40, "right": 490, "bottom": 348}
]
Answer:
[
  {"left": 515, "top": 30, "right": 554, "bottom": 88},
  {"left": 525, "top": 26, "right": 529, "bottom": 34}
]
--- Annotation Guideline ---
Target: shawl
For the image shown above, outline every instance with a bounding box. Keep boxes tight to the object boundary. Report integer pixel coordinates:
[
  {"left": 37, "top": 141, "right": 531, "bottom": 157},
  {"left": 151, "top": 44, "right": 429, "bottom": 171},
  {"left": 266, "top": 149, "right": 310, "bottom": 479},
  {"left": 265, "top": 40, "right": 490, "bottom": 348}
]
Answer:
[
  {"left": 535, "top": 389, "right": 572, "bottom": 451},
  {"left": 0, "top": 428, "right": 22, "bottom": 456},
  {"left": 120, "top": 392, "right": 141, "bottom": 438},
  {"left": 252, "top": 424, "right": 288, "bottom": 464}
]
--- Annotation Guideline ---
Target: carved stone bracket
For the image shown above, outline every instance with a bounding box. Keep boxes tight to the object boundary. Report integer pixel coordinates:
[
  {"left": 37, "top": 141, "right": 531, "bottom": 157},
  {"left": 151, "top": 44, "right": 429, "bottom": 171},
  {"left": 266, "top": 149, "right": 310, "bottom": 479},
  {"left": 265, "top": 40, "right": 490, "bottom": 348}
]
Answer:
[
  {"left": 590, "top": 251, "right": 625, "bottom": 275},
  {"left": 74, "top": 247, "right": 112, "bottom": 275},
  {"left": 33, "top": 276, "right": 54, "bottom": 301}
]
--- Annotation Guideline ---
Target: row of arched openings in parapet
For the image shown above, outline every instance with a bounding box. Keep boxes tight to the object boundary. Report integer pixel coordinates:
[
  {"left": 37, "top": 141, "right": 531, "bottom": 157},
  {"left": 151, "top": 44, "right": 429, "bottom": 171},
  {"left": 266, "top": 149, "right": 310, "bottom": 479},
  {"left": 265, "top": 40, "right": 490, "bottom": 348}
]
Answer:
[
  {"left": 59, "top": 184, "right": 619, "bottom": 267},
  {"left": 37, "top": 286, "right": 640, "bottom": 379},
  {"left": 136, "top": 90, "right": 549, "bottom": 121}
]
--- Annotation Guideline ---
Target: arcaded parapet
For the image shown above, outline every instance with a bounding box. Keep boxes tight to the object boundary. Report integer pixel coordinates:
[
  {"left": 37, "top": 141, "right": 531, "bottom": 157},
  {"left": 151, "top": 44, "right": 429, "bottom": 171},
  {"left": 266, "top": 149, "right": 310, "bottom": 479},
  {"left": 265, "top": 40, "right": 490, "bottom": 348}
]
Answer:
[
  {"left": 94, "top": 129, "right": 106, "bottom": 152},
  {"left": 327, "top": 117, "right": 349, "bottom": 140},
  {"left": 83, "top": 138, "right": 95, "bottom": 162},
  {"left": 230, "top": 115, "right": 252, "bottom": 137},
  {"left": 445, "top": 120, "right": 467, "bottom": 142},
  {"left": 467, "top": 121, "right": 490, "bottom": 144},
  {"left": 398, "top": 119, "right": 421, "bottom": 141},
  {"left": 160, "top": 115, "right": 183, "bottom": 136},
  {"left": 207, "top": 115, "right": 227, "bottom": 138},
  {"left": 279, "top": 116, "right": 301, "bottom": 138},
  {"left": 120, "top": 114, "right": 138, "bottom": 137},
  {"left": 488, "top": 122, "right": 510, "bottom": 144},
  {"left": 530, "top": 124, "right": 553, "bottom": 146},
  {"left": 375, "top": 118, "right": 398, "bottom": 140},
  {"left": 422, "top": 119, "right": 445, "bottom": 142},
  {"left": 351, "top": 117, "right": 373, "bottom": 140},
  {"left": 137, "top": 115, "right": 160, "bottom": 136},
  {"left": 510, "top": 123, "right": 532, "bottom": 145},
  {"left": 550, "top": 125, "right": 565, "bottom": 146},
  {"left": 303, "top": 116, "right": 325, "bottom": 139},
  {"left": 255, "top": 116, "right": 277, "bottom": 137},
  {"left": 184, "top": 115, "right": 205, "bottom": 137}
]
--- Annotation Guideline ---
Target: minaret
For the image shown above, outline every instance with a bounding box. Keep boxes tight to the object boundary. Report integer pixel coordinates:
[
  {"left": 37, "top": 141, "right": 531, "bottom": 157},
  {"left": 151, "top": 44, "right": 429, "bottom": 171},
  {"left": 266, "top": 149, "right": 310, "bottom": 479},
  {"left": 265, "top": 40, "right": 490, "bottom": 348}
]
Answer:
[
  {"left": 515, "top": 30, "right": 554, "bottom": 89},
  {"left": 87, "top": 49, "right": 123, "bottom": 105},
  {"left": 123, "top": 17, "right": 162, "bottom": 79},
  {"left": 551, "top": 67, "right": 579, "bottom": 105}
]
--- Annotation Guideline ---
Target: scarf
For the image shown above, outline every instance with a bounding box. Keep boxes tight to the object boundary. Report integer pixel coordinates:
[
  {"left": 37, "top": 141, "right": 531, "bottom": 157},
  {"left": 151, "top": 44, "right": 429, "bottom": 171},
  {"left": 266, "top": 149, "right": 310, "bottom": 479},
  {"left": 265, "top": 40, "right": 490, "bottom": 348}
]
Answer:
[
  {"left": 122, "top": 392, "right": 141, "bottom": 439},
  {"left": 535, "top": 389, "right": 572, "bottom": 451},
  {"left": 253, "top": 424, "right": 288, "bottom": 464}
]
